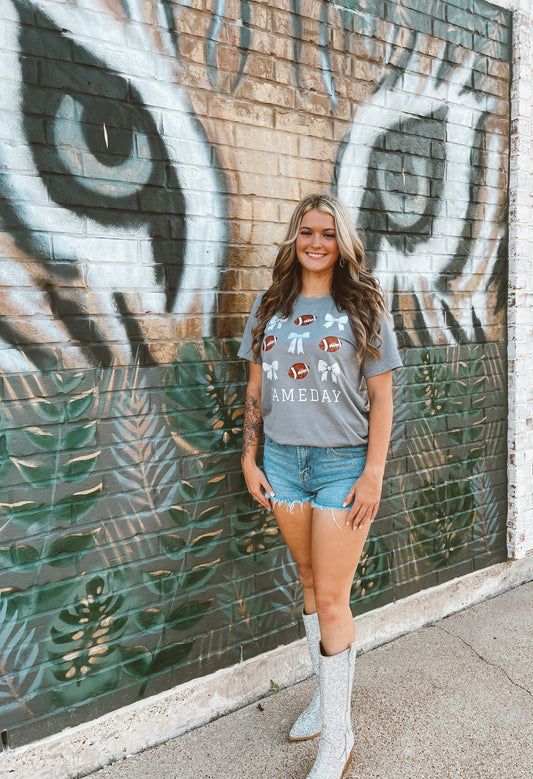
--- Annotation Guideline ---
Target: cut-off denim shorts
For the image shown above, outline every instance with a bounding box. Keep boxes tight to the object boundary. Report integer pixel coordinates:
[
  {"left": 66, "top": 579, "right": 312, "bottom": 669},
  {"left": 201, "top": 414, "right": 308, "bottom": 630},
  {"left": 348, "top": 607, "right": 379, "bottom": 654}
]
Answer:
[{"left": 263, "top": 435, "right": 367, "bottom": 512}]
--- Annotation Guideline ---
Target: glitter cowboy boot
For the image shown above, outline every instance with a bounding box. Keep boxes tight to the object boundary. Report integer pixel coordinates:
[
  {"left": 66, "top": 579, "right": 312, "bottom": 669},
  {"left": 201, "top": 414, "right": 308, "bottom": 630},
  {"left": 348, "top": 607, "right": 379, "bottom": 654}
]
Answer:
[
  {"left": 306, "top": 642, "right": 357, "bottom": 779},
  {"left": 289, "top": 611, "right": 322, "bottom": 741}
]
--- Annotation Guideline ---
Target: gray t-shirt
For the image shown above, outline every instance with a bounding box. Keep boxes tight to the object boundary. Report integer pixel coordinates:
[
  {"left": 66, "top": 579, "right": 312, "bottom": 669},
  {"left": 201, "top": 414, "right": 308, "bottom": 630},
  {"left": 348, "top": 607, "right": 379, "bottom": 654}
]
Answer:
[{"left": 238, "top": 293, "right": 402, "bottom": 447}]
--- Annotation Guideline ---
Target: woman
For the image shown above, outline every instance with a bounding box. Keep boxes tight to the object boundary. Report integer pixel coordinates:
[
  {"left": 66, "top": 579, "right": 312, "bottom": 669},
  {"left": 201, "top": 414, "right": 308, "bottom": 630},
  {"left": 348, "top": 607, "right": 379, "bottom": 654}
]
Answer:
[{"left": 238, "top": 193, "right": 402, "bottom": 779}]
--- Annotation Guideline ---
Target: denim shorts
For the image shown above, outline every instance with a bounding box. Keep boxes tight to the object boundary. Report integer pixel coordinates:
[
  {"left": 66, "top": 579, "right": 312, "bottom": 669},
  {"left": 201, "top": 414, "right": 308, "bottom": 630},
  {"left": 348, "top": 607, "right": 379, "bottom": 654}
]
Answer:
[{"left": 263, "top": 435, "right": 367, "bottom": 512}]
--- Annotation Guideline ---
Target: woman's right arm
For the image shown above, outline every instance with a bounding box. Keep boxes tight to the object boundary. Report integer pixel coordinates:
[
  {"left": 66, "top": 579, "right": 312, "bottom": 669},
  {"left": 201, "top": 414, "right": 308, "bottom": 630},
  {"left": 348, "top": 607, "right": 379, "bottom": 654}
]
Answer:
[{"left": 241, "top": 361, "right": 274, "bottom": 510}]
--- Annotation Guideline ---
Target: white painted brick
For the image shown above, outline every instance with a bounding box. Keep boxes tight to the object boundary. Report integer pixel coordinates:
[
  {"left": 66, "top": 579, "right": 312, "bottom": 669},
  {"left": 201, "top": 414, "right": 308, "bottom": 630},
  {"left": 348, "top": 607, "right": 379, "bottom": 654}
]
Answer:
[{"left": 507, "top": 0, "right": 533, "bottom": 559}]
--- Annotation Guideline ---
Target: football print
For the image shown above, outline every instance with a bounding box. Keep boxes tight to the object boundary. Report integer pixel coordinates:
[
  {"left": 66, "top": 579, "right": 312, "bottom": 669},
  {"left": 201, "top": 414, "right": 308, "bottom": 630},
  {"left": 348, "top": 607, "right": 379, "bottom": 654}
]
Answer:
[
  {"left": 288, "top": 363, "right": 310, "bottom": 379},
  {"left": 293, "top": 314, "right": 317, "bottom": 326},
  {"left": 319, "top": 336, "right": 342, "bottom": 352},
  {"left": 262, "top": 335, "right": 277, "bottom": 351}
]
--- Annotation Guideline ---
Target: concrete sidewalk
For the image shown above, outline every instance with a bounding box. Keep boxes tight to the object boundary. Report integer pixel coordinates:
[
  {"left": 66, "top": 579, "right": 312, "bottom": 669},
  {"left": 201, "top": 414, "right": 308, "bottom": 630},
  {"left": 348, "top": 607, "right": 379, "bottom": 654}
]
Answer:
[{"left": 92, "top": 581, "right": 533, "bottom": 779}]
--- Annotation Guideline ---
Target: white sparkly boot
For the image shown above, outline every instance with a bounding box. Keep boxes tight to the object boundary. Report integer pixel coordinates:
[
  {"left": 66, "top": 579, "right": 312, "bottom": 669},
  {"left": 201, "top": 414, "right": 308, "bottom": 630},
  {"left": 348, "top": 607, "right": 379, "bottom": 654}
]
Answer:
[
  {"left": 289, "top": 611, "right": 322, "bottom": 741},
  {"left": 306, "top": 642, "right": 357, "bottom": 779}
]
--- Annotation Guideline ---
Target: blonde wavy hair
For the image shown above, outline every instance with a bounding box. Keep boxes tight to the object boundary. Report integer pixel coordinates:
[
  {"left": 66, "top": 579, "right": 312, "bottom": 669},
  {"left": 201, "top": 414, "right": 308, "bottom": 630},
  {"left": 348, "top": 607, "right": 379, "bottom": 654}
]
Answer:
[{"left": 251, "top": 192, "right": 386, "bottom": 360}]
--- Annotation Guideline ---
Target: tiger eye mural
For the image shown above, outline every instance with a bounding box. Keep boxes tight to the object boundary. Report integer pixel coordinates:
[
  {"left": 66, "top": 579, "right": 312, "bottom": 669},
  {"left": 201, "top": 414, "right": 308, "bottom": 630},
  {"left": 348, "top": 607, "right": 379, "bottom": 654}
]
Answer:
[{"left": 0, "top": 0, "right": 509, "bottom": 749}]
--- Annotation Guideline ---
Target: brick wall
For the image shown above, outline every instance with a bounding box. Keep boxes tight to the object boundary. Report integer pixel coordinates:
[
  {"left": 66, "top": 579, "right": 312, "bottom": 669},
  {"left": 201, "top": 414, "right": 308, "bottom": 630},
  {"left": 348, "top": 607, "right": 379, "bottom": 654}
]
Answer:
[
  {"left": 0, "top": 0, "right": 511, "bottom": 749},
  {"left": 508, "top": 0, "right": 533, "bottom": 558}
]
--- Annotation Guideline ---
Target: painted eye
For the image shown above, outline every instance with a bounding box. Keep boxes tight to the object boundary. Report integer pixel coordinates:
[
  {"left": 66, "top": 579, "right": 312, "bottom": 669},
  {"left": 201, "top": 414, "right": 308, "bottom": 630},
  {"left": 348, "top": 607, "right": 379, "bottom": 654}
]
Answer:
[
  {"left": 18, "top": 6, "right": 186, "bottom": 311},
  {"left": 359, "top": 107, "right": 447, "bottom": 249},
  {"left": 53, "top": 95, "right": 153, "bottom": 199},
  {"left": 0, "top": 1, "right": 225, "bottom": 371}
]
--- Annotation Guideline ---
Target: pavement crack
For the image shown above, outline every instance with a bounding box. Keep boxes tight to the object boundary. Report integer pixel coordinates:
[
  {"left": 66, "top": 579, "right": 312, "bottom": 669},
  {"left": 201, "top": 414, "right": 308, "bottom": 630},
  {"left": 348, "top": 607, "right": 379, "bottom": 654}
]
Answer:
[{"left": 433, "top": 624, "right": 533, "bottom": 700}]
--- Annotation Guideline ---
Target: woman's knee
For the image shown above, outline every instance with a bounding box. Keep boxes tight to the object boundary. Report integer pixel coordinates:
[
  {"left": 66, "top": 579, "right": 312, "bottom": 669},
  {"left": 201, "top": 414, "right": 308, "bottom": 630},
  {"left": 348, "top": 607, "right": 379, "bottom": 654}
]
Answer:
[{"left": 314, "top": 588, "right": 351, "bottom": 622}]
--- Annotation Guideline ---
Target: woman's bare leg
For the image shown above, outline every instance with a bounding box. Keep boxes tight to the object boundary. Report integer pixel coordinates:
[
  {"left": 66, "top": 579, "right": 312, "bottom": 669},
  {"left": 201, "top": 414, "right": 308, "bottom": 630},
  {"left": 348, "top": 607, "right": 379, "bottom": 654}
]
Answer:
[
  {"left": 271, "top": 502, "right": 315, "bottom": 614},
  {"left": 311, "top": 508, "right": 372, "bottom": 655}
]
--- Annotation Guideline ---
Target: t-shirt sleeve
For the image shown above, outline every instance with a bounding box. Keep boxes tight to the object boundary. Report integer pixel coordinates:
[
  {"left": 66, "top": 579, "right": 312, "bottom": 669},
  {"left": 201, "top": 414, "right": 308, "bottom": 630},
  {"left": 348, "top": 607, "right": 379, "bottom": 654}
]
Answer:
[
  {"left": 237, "top": 294, "right": 263, "bottom": 364},
  {"left": 362, "top": 310, "right": 402, "bottom": 379}
]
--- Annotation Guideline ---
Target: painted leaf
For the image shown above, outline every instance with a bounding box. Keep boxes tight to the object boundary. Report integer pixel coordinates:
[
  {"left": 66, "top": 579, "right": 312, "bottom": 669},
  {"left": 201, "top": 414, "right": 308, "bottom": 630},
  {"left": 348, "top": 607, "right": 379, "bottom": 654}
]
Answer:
[
  {"left": 166, "top": 388, "right": 202, "bottom": 411},
  {"left": 50, "top": 625, "right": 77, "bottom": 645},
  {"left": 50, "top": 372, "right": 85, "bottom": 394},
  {"left": 0, "top": 434, "right": 10, "bottom": 479},
  {"left": 190, "top": 530, "right": 223, "bottom": 557},
  {"left": 56, "top": 609, "right": 83, "bottom": 627},
  {"left": 196, "top": 505, "right": 224, "bottom": 524},
  {"left": 67, "top": 391, "right": 95, "bottom": 420},
  {"left": 54, "top": 483, "right": 103, "bottom": 523},
  {"left": 63, "top": 421, "right": 98, "bottom": 450},
  {"left": 86, "top": 575, "right": 106, "bottom": 597},
  {"left": 179, "top": 480, "right": 197, "bottom": 501},
  {"left": 61, "top": 451, "right": 101, "bottom": 482},
  {"left": 7, "top": 544, "right": 40, "bottom": 567},
  {"left": 151, "top": 640, "right": 194, "bottom": 674},
  {"left": 202, "top": 475, "right": 226, "bottom": 500},
  {"left": 13, "top": 458, "right": 55, "bottom": 487},
  {"left": 0, "top": 601, "right": 41, "bottom": 706},
  {"left": 121, "top": 645, "right": 153, "bottom": 678},
  {"left": 0, "top": 547, "right": 11, "bottom": 566},
  {"left": 167, "top": 600, "right": 212, "bottom": 632},
  {"left": 47, "top": 531, "right": 97, "bottom": 567},
  {"left": 203, "top": 340, "right": 221, "bottom": 361},
  {"left": 24, "top": 427, "right": 57, "bottom": 453},
  {"left": 0, "top": 500, "right": 49, "bottom": 529},
  {"left": 142, "top": 570, "right": 177, "bottom": 597},
  {"left": 180, "top": 562, "right": 218, "bottom": 592},
  {"left": 448, "top": 426, "right": 484, "bottom": 445},
  {"left": 36, "top": 399, "right": 61, "bottom": 422},
  {"left": 27, "top": 579, "right": 80, "bottom": 618},
  {"left": 108, "top": 616, "right": 128, "bottom": 636},
  {"left": 160, "top": 534, "right": 187, "bottom": 559},
  {"left": 169, "top": 505, "right": 192, "bottom": 527},
  {"left": 135, "top": 609, "right": 165, "bottom": 632},
  {"left": 176, "top": 342, "right": 202, "bottom": 364},
  {"left": 174, "top": 426, "right": 217, "bottom": 453}
]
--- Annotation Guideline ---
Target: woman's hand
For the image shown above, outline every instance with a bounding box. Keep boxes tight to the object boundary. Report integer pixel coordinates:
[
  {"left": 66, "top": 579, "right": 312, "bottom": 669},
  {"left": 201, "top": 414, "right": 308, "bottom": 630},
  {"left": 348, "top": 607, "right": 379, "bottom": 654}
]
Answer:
[
  {"left": 242, "top": 459, "right": 275, "bottom": 510},
  {"left": 343, "top": 370, "right": 393, "bottom": 530},
  {"left": 343, "top": 467, "right": 383, "bottom": 530}
]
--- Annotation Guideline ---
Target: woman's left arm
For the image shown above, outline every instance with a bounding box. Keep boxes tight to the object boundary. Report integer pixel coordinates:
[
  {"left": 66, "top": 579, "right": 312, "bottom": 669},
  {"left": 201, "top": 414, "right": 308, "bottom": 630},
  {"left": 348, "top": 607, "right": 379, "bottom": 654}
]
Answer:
[{"left": 344, "top": 370, "right": 393, "bottom": 530}]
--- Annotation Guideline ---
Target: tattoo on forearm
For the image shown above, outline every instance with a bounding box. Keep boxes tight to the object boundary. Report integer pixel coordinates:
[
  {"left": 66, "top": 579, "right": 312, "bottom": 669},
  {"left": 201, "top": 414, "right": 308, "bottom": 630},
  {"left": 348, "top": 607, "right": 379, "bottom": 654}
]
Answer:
[{"left": 242, "top": 392, "right": 263, "bottom": 460}]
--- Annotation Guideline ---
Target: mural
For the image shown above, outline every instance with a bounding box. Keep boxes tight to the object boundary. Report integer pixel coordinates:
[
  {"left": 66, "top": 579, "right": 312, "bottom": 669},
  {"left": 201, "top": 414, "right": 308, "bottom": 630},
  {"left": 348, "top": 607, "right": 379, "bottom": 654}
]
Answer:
[
  {"left": 0, "top": 0, "right": 225, "bottom": 372},
  {"left": 0, "top": 0, "right": 509, "bottom": 749}
]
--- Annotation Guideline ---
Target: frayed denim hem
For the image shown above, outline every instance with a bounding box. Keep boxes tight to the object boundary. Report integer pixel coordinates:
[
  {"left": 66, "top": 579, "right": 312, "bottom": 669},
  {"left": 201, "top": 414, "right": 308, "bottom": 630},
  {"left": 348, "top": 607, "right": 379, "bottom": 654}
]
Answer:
[
  {"left": 270, "top": 497, "right": 351, "bottom": 530},
  {"left": 270, "top": 496, "right": 311, "bottom": 513}
]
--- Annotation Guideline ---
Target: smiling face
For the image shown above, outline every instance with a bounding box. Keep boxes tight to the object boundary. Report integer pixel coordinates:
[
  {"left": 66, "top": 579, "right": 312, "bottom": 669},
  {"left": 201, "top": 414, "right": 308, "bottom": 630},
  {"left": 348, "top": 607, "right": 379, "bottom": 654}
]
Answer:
[{"left": 295, "top": 209, "right": 340, "bottom": 284}]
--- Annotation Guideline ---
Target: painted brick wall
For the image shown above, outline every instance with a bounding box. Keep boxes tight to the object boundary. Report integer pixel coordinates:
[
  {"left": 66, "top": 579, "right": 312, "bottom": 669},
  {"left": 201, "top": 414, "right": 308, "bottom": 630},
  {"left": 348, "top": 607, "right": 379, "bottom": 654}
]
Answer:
[
  {"left": 0, "top": 0, "right": 511, "bottom": 749},
  {"left": 508, "top": 0, "right": 533, "bottom": 558}
]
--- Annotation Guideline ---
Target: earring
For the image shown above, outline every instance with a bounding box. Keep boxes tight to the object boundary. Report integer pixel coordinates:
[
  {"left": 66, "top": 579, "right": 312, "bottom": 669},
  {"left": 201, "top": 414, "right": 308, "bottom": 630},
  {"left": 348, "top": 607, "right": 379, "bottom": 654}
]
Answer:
[{"left": 338, "top": 256, "right": 345, "bottom": 268}]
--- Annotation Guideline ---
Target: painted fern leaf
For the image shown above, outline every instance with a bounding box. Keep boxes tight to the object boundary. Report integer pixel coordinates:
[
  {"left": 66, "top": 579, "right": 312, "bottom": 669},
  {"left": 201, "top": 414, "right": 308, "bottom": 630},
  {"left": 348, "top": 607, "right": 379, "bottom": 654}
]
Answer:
[{"left": 0, "top": 599, "right": 41, "bottom": 714}]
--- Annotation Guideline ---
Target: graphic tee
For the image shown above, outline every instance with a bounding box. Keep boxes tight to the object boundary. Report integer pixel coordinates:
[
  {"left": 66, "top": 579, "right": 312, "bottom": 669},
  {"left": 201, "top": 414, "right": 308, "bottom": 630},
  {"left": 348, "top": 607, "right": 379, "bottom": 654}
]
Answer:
[{"left": 238, "top": 293, "right": 402, "bottom": 447}]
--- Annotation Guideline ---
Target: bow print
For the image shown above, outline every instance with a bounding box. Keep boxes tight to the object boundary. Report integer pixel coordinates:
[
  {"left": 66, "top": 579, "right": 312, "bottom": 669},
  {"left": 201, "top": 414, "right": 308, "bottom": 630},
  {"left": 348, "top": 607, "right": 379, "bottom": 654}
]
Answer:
[
  {"left": 288, "top": 331, "right": 310, "bottom": 354},
  {"left": 318, "top": 360, "right": 341, "bottom": 383},
  {"left": 263, "top": 361, "right": 278, "bottom": 380},
  {"left": 324, "top": 313, "right": 349, "bottom": 331},
  {"left": 267, "top": 315, "right": 288, "bottom": 331}
]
